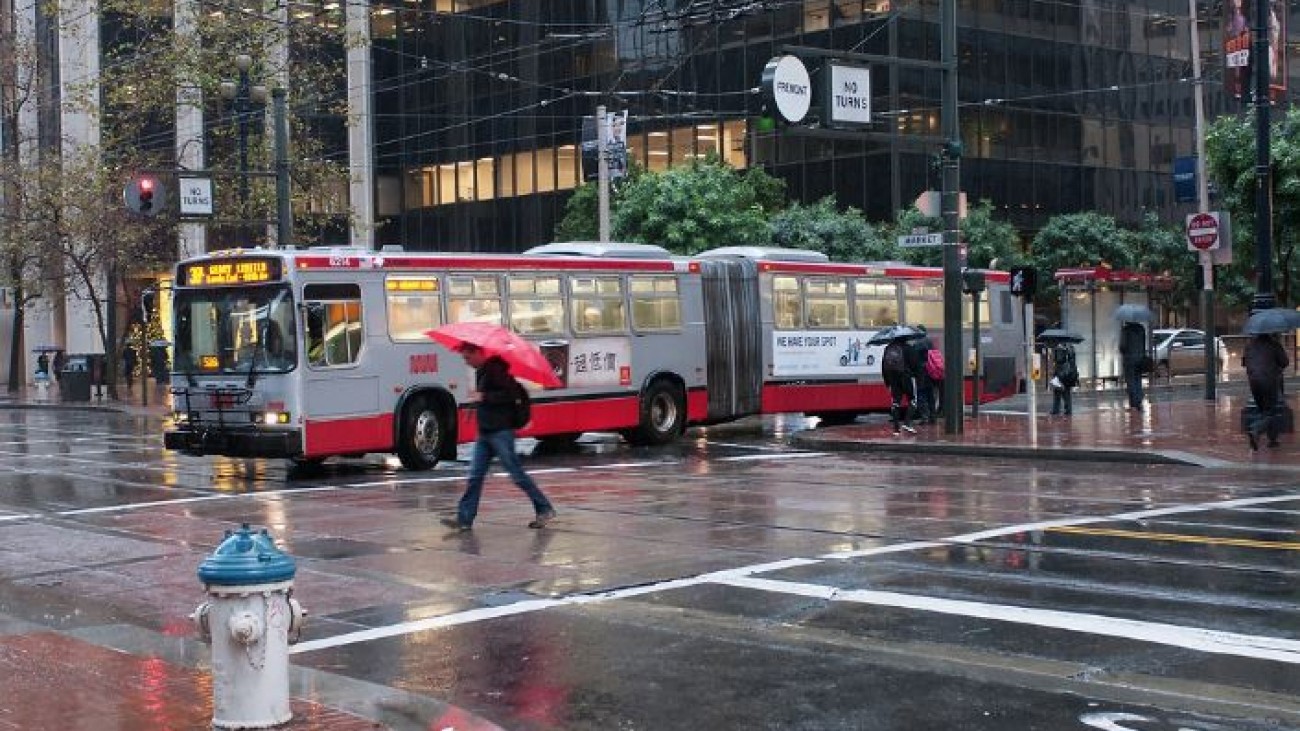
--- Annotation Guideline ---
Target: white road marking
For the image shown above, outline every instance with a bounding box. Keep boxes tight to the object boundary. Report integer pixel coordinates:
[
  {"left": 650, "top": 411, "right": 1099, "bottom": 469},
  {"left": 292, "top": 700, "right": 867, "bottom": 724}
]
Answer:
[
  {"left": 715, "top": 575, "right": 1300, "bottom": 665},
  {"left": 291, "top": 491, "right": 1300, "bottom": 659}
]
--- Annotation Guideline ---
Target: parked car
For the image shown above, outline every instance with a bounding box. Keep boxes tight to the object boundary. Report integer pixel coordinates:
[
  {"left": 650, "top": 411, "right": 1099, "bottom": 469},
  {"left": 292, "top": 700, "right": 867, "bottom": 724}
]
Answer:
[{"left": 1152, "top": 328, "right": 1229, "bottom": 377}]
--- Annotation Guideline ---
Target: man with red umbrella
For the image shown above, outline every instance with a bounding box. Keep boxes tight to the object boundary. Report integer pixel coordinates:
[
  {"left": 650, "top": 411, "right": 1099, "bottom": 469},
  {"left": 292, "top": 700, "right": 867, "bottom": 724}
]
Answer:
[{"left": 439, "top": 341, "right": 557, "bottom": 531}]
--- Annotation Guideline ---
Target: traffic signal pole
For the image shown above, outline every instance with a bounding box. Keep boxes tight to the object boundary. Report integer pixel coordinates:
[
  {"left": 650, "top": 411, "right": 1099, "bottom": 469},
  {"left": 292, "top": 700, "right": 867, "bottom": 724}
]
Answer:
[{"left": 940, "top": 0, "right": 963, "bottom": 435}]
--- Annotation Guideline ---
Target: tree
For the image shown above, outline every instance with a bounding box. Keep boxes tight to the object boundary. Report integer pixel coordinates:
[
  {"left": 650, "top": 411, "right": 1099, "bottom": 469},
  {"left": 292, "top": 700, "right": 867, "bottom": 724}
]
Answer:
[
  {"left": 1027, "top": 212, "right": 1134, "bottom": 305},
  {"left": 1128, "top": 211, "right": 1198, "bottom": 313},
  {"left": 1204, "top": 107, "right": 1300, "bottom": 307},
  {"left": 767, "top": 196, "right": 891, "bottom": 261},
  {"left": 582, "top": 157, "right": 784, "bottom": 254}
]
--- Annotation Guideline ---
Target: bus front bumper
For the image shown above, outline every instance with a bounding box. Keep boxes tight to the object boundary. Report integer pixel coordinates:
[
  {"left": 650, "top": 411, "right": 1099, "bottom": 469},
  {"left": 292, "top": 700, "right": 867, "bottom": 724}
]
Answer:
[{"left": 164, "top": 426, "right": 302, "bottom": 458}]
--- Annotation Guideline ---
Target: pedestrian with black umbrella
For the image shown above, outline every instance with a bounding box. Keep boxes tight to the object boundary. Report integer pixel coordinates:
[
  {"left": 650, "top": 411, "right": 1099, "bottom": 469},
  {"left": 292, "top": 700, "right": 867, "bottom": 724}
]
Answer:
[{"left": 1241, "top": 308, "right": 1299, "bottom": 450}]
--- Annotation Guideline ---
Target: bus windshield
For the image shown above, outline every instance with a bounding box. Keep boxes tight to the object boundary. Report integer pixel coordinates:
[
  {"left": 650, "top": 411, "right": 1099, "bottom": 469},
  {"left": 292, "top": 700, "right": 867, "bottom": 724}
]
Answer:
[{"left": 173, "top": 284, "right": 297, "bottom": 375}]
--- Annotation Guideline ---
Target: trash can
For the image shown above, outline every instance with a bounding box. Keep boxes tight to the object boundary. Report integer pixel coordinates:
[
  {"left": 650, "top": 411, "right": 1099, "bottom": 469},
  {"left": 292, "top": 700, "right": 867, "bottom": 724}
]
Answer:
[
  {"left": 60, "top": 355, "right": 92, "bottom": 402},
  {"left": 538, "top": 339, "right": 570, "bottom": 387}
]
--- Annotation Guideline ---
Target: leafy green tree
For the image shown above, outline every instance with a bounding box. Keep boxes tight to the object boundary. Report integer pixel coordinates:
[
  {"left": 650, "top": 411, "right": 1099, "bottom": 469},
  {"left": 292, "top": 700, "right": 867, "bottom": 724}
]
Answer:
[
  {"left": 1028, "top": 212, "right": 1134, "bottom": 305},
  {"left": 1128, "top": 211, "right": 1198, "bottom": 313},
  {"left": 553, "top": 181, "right": 601, "bottom": 241},
  {"left": 889, "top": 200, "right": 1023, "bottom": 269},
  {"left": 611, "top": 157, "right": 782, "bottom": 254},
  {"left": 1204, "top": 107, "right": 1300, "bottom": 307},
  {"left": 767, "top": 196, "right": 891, "bottom": 261}
]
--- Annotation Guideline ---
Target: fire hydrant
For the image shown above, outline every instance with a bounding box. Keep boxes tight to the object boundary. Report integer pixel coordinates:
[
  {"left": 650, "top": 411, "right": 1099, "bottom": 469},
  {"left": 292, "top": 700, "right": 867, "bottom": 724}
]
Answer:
[{"left": 192, "top": 524, "right": 306, "bottom": 730}]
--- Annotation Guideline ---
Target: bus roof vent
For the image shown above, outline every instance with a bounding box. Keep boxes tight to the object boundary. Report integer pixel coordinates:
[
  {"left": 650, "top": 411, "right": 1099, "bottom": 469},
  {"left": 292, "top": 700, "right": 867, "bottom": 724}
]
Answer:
[
  {"left": 695, "top": 246, "right": 830, "bottom": 263},
  {"left": 525, "top": 242, "right": 673, "bottom": 260}
]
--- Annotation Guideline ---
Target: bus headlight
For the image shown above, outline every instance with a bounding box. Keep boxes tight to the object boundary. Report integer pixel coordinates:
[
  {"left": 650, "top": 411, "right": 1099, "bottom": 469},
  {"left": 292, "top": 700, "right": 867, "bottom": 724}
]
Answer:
[{"left": 261, "top": 411, "right": 291, "bottom": 425}]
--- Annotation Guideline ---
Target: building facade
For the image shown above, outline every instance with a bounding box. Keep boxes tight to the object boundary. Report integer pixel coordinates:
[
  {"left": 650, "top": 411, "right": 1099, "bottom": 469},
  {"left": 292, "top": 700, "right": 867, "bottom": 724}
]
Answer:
[{"left": 368, "top": 0, "right": 1288, "bottom": 252}]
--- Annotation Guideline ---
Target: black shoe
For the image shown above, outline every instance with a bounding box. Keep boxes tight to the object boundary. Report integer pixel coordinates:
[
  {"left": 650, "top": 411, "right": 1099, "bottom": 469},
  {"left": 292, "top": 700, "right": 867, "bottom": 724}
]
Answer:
[
  {"left": 1247, "top": 431, "right": 1259, "bottom": 451},
  {"left": 528, "top": 509, "right": 557, "bottom": 529},
  {"left": 440, "top": 517, "right": 472, "bottom": 532}
]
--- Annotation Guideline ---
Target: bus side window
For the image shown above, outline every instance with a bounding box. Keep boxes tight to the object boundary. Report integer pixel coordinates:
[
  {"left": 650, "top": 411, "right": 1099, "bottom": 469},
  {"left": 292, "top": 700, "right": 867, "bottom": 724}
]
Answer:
[
  {"left": 805, "top": 278, "right": 848, "bottom": 329},
  {"left": 570, "top": 275, "right": 626, "bottom": 335},
  {"left": 630, "top": 275, "right": 681, "bottom": 331},
  {"left": 447, "top": 275, "right": 503, "bottom": 324},
  {"left": 854, "top": 280, "right": 899, "bottom": 327},
  {"left": 773, "top": 276, "right": 802, "bottom": 329},
  {"left": 304, "top": 283, "right": 364, "bottom": 368},
  {"left": 508, "top": 275, "right": 563, "bottom": 334}
]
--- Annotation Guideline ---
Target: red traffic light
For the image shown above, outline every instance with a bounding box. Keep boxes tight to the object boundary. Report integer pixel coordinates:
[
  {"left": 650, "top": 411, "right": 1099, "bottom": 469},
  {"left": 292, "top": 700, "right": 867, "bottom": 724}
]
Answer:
[
  {"left": 139, "top": 177, "right": 155, "bottom": 193},
  {"left": 124, "top": 175, "right": 165, "bottom": 216}
]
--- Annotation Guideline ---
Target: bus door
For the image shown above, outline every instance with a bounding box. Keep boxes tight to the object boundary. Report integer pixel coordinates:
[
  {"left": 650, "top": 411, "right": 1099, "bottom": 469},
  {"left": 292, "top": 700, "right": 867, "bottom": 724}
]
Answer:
[
  {"left": 697, "top": 258, "right": 762, "bottom": 421},
  {"left": 300, "top": 282, "right": 386, "bottom": 453}
]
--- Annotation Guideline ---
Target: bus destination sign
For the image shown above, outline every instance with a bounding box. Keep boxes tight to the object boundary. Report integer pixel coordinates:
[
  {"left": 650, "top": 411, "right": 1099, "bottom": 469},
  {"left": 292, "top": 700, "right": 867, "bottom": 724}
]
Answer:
[{"left": 182, "top": 258, "right": 281, "bottom": 286}]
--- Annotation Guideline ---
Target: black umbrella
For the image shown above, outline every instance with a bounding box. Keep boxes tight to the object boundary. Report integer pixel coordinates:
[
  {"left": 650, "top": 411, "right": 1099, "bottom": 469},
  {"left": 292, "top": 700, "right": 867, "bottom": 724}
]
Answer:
[
  {"left": 1242, "top": 307, "right": 1300, "bottom": 335},
  {"left": 1037, "top": 329, "right": 1085, "bottom": 344},
  {"left": 867, "top": 325, "right": 926, "bottom": 346}
]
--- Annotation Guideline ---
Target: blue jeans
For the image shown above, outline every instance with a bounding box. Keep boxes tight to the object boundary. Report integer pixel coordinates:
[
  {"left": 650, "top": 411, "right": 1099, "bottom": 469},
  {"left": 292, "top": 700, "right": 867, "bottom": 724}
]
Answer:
[{"left": 458, "top": 428, "right": 552, "bottom": 526}]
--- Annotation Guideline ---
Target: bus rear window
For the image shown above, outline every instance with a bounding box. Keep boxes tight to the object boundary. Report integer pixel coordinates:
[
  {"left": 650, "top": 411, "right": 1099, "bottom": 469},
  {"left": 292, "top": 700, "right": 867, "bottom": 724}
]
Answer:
[{"left": 386, "top": 276, "right": 442, "bottom": 341}]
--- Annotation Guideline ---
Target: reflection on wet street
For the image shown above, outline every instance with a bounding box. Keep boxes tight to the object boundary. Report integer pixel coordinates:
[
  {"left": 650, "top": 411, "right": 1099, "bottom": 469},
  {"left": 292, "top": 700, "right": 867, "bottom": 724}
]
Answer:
[{"left": 0, "top": 408, "right": 1296, "bottom": 730}]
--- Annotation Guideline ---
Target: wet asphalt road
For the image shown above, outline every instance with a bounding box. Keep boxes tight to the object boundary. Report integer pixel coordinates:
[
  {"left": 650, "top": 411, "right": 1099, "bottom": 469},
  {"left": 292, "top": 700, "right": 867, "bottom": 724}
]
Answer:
[{"left": 0, "top": 408, "right": 1296, "bottom": 730}]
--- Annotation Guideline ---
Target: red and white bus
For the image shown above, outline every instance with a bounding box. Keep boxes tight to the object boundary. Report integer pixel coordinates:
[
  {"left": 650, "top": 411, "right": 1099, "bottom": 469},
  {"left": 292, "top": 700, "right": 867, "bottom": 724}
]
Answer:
[{"left": 164, "top": 243, "right": 1022, "bottom": 468}]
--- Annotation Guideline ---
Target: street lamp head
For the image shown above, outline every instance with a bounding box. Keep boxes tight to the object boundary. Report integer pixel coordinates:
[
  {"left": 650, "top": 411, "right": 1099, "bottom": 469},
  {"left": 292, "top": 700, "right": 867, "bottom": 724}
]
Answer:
[
  {"left": 219, "top": 81, "right": 237, "bottom": 100},
  {"left": 235, "top": 54, "right": 253, "bottom": 72},
  {"left": 251, "top": 85, "right": 270, "bottom": 104}
]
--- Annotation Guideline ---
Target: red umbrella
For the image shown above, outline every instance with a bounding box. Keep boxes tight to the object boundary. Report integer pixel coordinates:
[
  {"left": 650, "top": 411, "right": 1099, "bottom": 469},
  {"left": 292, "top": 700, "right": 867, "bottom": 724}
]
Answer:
[{"left": 426, "top": 322, "right": 563, "bottom": 388}]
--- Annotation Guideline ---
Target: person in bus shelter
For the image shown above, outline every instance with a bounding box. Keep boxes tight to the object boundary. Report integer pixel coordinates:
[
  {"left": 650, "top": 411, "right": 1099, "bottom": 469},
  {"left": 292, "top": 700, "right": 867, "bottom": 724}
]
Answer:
[{"left": 441, "top": 343, "right": 557, "bottom": 532}]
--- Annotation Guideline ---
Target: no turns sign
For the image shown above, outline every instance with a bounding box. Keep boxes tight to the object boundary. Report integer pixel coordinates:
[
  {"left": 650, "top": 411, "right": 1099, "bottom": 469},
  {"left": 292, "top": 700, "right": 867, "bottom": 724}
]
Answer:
[{"left": 1185, "top": 212, "right": 1220, "bottom": 251}]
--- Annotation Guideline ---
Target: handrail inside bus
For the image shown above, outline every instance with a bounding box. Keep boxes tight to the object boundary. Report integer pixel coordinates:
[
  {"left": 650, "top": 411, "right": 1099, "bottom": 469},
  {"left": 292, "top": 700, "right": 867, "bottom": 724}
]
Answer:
[
  {"left": 525, "top": 242, "right": 674, "bottom": 259},
  {"left": 694, "top": 246, "right": 830, "bottom": 263}
]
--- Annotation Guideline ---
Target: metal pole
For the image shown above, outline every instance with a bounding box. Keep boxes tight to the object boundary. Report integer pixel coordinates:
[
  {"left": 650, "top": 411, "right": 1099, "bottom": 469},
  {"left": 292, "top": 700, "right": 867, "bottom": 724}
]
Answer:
[
  {"left": 237, "top": 68, "right": 251, "bottom": 246},
  {"left": 1025, "top": 300, "right": 1037, "bottom": 444},
  {"left": 597, "top": 105, "right": 610, "bottom": 243},
  {"left": 1251, "top": 0, "right": 1275, "bottom": 313},
  {"left": 273, "top": 88, "right": 292, "bottom": 249},
  {"left": 1189, "top": 0, "right": 1217, "bottom": 399},
  {"left": 970, "top": 289, "right": 980, "bottom": 417},
  {"left": 940, "top": 0, "right": 962, "bottom": 434}
]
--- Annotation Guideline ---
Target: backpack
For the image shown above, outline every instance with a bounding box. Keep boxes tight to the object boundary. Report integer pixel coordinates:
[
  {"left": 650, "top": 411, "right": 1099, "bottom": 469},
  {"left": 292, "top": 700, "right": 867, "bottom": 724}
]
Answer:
[
  {"left": 881, "top": 342, "right": 906, "bottom": 375},
  {"left": 925, "top": 348, "right": 945, "bottom": 380},
  {"left": 508, "top": 378, "right": 532, "bottom": 429}
]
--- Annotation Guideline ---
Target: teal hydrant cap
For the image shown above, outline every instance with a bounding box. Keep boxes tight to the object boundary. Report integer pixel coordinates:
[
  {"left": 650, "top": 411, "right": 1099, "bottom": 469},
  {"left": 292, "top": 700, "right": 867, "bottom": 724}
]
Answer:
[{"left": 197, "top": 523, "right": 297, "bottom": 585}]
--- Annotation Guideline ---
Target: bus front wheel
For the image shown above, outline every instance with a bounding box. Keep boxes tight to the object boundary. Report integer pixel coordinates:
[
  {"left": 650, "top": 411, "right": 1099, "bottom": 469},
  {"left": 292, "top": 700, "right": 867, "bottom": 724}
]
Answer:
[
  {"left": 622, "top": 380, "right": 685, "bottom": 446},
  {"left": 398, "top": 398, "right": 445, "bottom": 470}
]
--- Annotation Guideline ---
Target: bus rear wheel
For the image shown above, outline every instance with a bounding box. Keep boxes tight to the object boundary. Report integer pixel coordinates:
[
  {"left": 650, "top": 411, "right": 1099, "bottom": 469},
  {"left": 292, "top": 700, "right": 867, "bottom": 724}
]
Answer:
[
  {"left": 622, "top": 380, "right": 685, "bottom": 446},
  {"left": 397, "top": 398, "right": 445, "bottom": 470}
]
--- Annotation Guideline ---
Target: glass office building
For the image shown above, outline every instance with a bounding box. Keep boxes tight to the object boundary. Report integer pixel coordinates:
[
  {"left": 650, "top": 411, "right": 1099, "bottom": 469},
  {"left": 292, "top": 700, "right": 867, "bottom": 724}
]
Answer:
[{"left": 371, "top": 1, "right": 1282, "bottom": 251}]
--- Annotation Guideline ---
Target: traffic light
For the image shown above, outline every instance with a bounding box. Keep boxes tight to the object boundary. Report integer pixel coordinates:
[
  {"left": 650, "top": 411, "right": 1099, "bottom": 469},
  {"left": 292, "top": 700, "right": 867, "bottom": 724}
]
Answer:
[
  {"left": 123, "top": 175, "right": 166, "bottom": 216},
  {"left": 1009, "top": 266, "right": 1037, "bottom": 298}
]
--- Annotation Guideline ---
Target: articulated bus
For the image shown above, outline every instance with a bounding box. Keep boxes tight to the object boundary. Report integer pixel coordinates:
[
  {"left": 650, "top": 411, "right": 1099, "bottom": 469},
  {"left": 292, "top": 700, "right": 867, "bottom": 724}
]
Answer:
[{"left": 164, "top": 243, "right": 1023, "bottom": 468}]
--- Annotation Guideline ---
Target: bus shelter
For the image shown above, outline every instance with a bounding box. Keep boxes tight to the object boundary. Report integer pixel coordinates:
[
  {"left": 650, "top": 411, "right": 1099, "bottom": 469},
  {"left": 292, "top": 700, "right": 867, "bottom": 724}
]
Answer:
[{"left": 1055, "top": 266, "right": 1173, "bottom": 385}]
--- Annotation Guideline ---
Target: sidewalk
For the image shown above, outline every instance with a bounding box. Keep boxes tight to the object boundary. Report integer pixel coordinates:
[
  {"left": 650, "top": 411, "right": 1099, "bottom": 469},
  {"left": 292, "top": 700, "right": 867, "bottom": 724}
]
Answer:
[{"left": 794, "top": 377, "right": 1300, "bottom": 470}]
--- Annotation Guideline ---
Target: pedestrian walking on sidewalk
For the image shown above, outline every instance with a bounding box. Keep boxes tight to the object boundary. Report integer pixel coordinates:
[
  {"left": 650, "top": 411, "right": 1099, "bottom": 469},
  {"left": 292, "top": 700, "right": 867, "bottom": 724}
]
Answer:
[
  {"left": 441, "top": 343, "right": 556, "bottom": 531},
  {"left": 881, "top": 339, "right": 917, "bottom": 435},
  {"left": 1048, "top": 342, "right": 1078, "bottom": 416},
  {"left": 1243, "top": 333, "right": 1289, "bottom": 450},
  {"left": 910, "top": 326, "right": 936, "bottom": 423},
  {"left": 1119, "top": 321, "right": 1147, "bottom": 409}
]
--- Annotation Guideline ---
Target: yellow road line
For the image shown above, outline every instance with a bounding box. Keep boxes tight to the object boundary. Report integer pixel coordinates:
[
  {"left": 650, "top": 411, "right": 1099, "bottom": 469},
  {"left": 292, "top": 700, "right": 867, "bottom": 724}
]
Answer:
[{"left": 1048, "top": 525, "right": 1300, "bottom": 551}]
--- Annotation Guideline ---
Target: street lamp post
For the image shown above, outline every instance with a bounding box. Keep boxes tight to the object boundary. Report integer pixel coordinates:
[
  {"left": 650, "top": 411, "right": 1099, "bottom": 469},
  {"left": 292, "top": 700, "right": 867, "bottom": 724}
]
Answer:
[
  {"left": 1251, "top": 0, "right": 1275, "bottom": 313},
  {"left": 220, "top": 54, "right": 268, "bottom": 246}
]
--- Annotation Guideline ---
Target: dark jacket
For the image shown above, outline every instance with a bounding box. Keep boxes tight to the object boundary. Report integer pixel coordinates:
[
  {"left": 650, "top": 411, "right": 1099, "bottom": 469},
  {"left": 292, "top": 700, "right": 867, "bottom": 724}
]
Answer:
[
  {"left": 909, "top": 336, "right": 933, "bottom": 381},
  {"left": 475, "top": 356, "right": 521, "bottom": 433},
  {"left": 1243, "top": 336, "right": 1288, "bottom": 390},
  {"left": 1119, "top": 323, "right": 1146, "bottom": 365},
  {"left": 1051, "top": 344, "right": 1077, "bottom": 387},
  {"left": 882, "top": 340, "right": 920, "bottom": 380}
]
